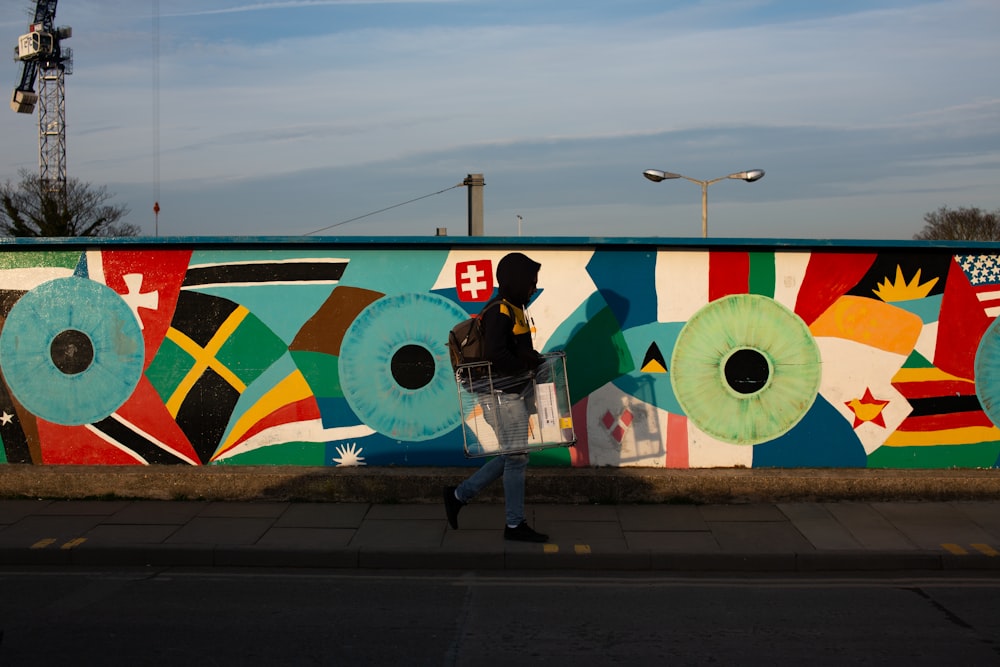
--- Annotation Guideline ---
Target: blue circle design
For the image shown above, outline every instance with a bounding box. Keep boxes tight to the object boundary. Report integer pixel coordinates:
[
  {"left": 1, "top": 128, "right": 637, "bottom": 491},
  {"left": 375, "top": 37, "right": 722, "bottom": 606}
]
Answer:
[
  {"left": 338, "top": 293, "right": 468, "bottom": 441},
  {"left": 0, "top": 277, "right": 144, "bottom": 425},
  {"left": 975, "top": 317, "right": 1000, "bottom": 427}
]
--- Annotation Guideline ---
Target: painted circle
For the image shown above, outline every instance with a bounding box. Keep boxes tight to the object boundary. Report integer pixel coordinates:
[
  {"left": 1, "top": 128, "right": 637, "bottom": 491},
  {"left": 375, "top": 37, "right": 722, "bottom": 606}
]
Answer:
[
  {"left": 391, "top": 344, "right": 435, "bottom": 390},
  {"left": 338, "top": 293, "right": 469, "bottom": 441},
  {"left": 670, "top": 294, "right": 821, "bottom": 445},
  {"left": 0, "top": 277, "right": 144, "bottom": 425},
  {"left": 723, "top": 347, "right": 772, "bottom": 396},
  {"left": 50, "top": 329, "right": 95, "bottom": 375},
  {"left": 974, "top": 317, "right": 1000, "bottom": 427}
]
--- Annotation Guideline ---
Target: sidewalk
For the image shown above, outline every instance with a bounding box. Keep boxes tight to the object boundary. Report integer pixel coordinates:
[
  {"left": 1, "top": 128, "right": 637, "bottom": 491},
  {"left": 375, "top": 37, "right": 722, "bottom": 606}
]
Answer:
[{"left": 1, "top": 498, "right": 999, "bottom": 573}]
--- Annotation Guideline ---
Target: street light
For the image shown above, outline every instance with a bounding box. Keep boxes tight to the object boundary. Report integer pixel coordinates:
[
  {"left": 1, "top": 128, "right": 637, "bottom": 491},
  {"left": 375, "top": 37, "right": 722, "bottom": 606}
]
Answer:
[{"left": 643, "top": 168, "right": 765, "bottom": 237}]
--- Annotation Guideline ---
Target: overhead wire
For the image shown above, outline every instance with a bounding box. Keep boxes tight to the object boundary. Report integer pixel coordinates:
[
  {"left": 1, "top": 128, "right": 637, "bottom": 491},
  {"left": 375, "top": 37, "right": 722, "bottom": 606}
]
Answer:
[
  {"left": 152, "top": 0, "right": 160, "bottom": 235},
  {"left": 147, "top": 0, "right": 458, "bottom": 239},
  {"left": 302, "top": 183, "right": 464, "bottom": 236}
]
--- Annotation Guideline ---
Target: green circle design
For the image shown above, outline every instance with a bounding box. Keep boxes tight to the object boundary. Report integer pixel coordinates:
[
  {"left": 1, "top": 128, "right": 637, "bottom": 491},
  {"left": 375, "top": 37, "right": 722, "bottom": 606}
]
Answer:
[
  {"left": 670, "top": 294, "right": 821, "bottom": 445},
  {"left": 338, "top": 293, "right": 469, "bottom": 441}
]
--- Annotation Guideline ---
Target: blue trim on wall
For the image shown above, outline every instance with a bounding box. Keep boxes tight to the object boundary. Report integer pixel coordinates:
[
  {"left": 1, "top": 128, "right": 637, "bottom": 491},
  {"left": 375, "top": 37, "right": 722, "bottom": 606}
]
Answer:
[{"left": 2, "top": 235, "right": 1000, "bottom": 252}]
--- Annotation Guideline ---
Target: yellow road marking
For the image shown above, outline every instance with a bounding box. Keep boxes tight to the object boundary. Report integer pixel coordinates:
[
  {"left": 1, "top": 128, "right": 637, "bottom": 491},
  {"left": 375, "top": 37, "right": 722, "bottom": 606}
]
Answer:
[
  {"left": 61, "top": 538, "right": 87, "bottom": 550},
  {"left": 543, "top": 544, "right": 559, "bottom": 554},
  {"left": 941, "top": 543, "right": 968, "bottom": 555},
  {"left": 30, "top": 538, "right": 56, "bottom": 550},
  {"left": 971, "top": 543, "right": 998, "bottom": 557},
  {"left": 574, "top": 544, "right": 592, "bottom": 555}
]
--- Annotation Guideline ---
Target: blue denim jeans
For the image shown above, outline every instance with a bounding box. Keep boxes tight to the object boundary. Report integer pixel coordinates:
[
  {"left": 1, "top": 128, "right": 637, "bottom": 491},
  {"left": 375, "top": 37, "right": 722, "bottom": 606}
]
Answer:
[{"left": 456, "top": 390, "right": 530, "bottom": 527}]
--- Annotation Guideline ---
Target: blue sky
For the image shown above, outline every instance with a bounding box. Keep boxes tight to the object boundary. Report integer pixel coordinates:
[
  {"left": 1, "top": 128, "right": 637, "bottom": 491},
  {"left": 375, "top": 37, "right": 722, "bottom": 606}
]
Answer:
[{"left": 2, "top": 0, "right": 998, "bottom": 239}]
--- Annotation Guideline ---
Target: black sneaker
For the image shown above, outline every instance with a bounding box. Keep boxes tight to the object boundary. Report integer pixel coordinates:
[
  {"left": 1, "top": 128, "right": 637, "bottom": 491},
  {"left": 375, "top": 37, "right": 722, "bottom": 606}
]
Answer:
[
  {"left": 443, "top": 486, "right": 465, "bottom": 529},
  {"left": 504, "top": 521, "right": 548, "bottom": 543}
]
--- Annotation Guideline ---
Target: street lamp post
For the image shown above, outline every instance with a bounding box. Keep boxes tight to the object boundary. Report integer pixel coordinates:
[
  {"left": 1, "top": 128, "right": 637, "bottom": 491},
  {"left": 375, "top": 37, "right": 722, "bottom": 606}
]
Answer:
[{"left": 643, "top": 168, "right": 765, "bottom": 237}]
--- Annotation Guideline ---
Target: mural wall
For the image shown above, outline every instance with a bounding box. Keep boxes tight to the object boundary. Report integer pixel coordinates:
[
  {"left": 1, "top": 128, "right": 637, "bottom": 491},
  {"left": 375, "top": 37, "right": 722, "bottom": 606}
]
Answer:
[{"left": 1, "top": 239, "right": 999, "bottom": 470}]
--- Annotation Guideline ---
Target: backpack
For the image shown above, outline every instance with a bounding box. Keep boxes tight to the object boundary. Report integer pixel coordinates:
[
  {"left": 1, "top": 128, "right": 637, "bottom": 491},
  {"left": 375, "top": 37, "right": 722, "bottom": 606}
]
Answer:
[{"left": 447, "top": 299, "right": 505, "bottom": 370}]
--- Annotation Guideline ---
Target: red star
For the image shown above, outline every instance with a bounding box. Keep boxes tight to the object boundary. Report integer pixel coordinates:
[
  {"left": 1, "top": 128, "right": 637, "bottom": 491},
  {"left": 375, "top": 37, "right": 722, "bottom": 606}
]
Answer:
[{"left": 844, "top": 388, "right": 890, "bottom": 428}]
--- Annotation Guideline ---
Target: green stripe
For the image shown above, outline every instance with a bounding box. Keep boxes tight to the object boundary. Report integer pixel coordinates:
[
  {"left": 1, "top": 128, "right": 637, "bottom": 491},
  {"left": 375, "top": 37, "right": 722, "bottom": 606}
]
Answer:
[
  {"left": 867, "top": 441, "right": 1000, "bottom": 468},
  {"left": 0, "top": 250, "right": 81, "bottom": 270},
  {"left": 748, "top": 252, "right": 775, "bottom": 297}
]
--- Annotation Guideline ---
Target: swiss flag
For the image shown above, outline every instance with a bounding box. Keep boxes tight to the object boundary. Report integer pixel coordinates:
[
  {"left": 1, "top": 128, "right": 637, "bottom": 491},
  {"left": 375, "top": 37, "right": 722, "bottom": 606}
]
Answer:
[{"left": 455, "top": 260, "right": 494, "bottom": 302}]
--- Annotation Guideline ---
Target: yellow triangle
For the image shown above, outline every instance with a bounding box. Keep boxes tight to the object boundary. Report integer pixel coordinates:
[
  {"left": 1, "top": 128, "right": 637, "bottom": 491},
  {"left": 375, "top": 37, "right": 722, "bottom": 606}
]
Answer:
[{"left": 641, "top": 360, "right": 668, "bottom": 374}]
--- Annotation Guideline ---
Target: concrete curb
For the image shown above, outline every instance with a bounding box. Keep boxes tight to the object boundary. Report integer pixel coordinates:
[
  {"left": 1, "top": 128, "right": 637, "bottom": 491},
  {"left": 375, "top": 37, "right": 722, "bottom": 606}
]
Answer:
[
  {"left": 2, "top": 465, "right": 1000, "bottom": 504},
  {"left": 2, "top": 544, "right": 999, "bottom": 573}
]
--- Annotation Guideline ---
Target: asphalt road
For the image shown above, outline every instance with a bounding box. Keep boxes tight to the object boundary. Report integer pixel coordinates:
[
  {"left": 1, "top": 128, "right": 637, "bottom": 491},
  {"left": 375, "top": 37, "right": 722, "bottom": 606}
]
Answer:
[{"left": 1, "top": 568, "right": 998, "bottom": 666}]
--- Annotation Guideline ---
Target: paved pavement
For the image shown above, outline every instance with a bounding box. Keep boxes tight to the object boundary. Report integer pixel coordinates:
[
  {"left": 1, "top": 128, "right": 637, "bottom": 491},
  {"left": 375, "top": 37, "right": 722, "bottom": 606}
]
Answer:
[{"left": 1, "top": 497, "right": 999, "bottom": 573}]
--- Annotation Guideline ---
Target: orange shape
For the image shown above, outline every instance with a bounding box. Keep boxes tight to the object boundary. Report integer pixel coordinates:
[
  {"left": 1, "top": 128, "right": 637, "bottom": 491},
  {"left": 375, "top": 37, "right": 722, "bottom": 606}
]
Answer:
[{"left": 810, "top": 295, "right": 922, "bottom": 355}]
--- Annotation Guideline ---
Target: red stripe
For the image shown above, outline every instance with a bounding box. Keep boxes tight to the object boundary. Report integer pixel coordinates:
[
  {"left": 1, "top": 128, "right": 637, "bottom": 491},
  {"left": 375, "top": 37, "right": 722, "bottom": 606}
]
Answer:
[
  {"left": 892, "top": 380, "right": 977, "bottom": 399},
  {"left": 37, "top": 420, "right": 143, "bottom": 465},
  {"left": 896, "top": 411, "right": 993, "bottom": 431},
  {"left": 569, "top": 399, "right": 589, "bottom": 467},
  {"left": 793, "top": 252, "right": 876, "bottom": 325},
  {"left": 227, "top": 396, "right": 322, "bottom": 449},
  {"left": 935, "top": 258, "right": 992, "bottom": 379},
  {"left": 666, "top": 412, "right": 689, "bottom": 469},
  {"left": 708, "top": 251, "right": 749, "bottom": 300}
]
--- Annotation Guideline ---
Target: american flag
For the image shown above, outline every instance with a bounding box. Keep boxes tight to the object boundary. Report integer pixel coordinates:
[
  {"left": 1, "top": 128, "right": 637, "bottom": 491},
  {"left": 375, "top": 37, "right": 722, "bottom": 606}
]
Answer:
[{"left": 957, "top": 255, "right": 1000, "bottom": 318}]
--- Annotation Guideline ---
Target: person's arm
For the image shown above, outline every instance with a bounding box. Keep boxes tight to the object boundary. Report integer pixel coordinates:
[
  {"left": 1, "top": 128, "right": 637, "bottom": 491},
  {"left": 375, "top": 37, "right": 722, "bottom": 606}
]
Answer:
[{"left": 481, "top": 304, "right": 529, "bottom": 375}]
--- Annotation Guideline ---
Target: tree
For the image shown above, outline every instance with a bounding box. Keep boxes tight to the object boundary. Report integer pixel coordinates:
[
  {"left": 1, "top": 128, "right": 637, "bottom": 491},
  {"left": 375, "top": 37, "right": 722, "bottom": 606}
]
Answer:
[
  {"left": 913, "top": 206, "right": 1000, "bottom": 242},
  {"left": 0, "top": 169, "right": 138, "bottom": 237}
]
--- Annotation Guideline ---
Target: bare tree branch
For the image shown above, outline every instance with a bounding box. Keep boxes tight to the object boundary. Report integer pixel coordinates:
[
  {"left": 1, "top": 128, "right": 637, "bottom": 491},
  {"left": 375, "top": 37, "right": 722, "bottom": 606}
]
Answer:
[
  {"left": 0, "top": 169, "right": 137, "bottom": 237},
  {"left": 914, "top": 206, "right": 1000, "bottom": 241}
]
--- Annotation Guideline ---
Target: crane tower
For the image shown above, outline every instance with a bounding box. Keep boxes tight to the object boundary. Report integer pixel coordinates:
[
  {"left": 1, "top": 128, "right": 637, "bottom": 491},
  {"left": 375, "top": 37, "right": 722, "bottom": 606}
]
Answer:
[{"left": 10, "top": 0, "right": 73, "bottom": 196}]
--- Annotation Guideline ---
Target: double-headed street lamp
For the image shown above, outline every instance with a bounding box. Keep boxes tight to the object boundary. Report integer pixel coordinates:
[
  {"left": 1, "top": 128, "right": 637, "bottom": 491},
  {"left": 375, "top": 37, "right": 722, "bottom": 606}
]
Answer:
[{"left": 643, "top": 168, "right": 765, "bottom": 237}]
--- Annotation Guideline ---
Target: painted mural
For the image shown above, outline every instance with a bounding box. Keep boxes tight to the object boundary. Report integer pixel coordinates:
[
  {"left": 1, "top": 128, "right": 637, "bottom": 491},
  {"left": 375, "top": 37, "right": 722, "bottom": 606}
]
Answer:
[{"left": 0, "top": 241, "right": 998, "bottom": 470}]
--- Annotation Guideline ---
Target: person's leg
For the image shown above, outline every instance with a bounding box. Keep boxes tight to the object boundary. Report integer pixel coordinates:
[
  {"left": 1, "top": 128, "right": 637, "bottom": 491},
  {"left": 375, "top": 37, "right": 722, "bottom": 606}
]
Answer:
[
  {"left": 501, "top": 453, "right": 528, "bottom": 526},
  {"left": 488, "top": 392, "right": 530, "bottom": 525},
  {"left": 455, "top": 455, "right": 504, "bottom": 504},
  {"left": 454, "top": 389, "right": 546, "bottom": 541}
]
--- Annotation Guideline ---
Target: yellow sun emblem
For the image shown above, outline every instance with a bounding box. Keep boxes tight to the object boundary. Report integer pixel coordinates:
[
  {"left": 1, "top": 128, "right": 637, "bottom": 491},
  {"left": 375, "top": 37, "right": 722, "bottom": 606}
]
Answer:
[{"left": 872, "top": 266, "right": 938, "bottom": 302}]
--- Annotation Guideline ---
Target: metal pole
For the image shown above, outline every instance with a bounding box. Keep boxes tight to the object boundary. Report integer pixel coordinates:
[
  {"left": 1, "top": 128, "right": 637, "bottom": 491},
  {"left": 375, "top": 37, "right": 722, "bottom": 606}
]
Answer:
[{"left": 701, "top": 183, "right": 708, "bottom": 238}]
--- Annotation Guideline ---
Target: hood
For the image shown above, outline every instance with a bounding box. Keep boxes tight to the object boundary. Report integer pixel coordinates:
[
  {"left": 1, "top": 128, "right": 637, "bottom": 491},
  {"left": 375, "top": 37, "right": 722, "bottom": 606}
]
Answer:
[{"left": 496, "top": 252, "right": 541, "bottom": 306}]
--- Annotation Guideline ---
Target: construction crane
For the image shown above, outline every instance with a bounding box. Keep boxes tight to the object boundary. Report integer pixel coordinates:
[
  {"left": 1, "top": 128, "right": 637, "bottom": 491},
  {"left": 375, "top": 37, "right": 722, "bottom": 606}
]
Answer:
[{"left": 10, "top": 0, "right": 73, "bottom": 196}]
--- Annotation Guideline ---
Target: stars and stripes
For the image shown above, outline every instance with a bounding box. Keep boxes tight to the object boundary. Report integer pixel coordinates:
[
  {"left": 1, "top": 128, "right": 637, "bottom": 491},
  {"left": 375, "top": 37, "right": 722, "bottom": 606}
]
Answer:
[{"left": 956, "top": 254, "right": 1000, "bottom": 317}]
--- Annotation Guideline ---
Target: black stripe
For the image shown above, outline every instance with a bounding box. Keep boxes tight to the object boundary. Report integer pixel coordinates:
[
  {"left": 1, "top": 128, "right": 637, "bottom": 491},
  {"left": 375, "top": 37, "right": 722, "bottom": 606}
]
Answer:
[
  {"left": 907, "top": 395, "right": 983, "bottom": 417},
  {"left": 175, "top": 368, "right": 241, "bottom": 464},
  {"left": 91, "top": 416, "right": 191, "bottom": 465},
  {"left": 0, "top": 290, "right": 32, "bottom": 463},
  {"left": 182, "top": 262, "right": 347, "bottom": 287},
  {"left": 0, "top": 380, "right": 31, "bottom": 464},
  {"left": 171, "top": 291, "right": 239, "bottom": 348}
]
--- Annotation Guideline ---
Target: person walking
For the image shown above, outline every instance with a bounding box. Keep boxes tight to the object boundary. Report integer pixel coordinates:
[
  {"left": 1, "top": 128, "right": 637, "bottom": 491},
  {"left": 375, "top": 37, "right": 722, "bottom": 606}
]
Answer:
[{"left": 444, "top": 252, "right": 548, "bottom": 543}]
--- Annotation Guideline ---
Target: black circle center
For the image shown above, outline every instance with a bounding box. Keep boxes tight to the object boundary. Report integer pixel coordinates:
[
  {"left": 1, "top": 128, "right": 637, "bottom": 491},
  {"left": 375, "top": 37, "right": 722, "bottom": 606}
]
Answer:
[
  {"left": 50, "top": 329, "right": 95, "bottom": 375},
  {"left": 390, "top": 344, "right": 435, "bottom": 390},
  {"left": 724, "top": 348, "right": 769, "bottom": 395}
]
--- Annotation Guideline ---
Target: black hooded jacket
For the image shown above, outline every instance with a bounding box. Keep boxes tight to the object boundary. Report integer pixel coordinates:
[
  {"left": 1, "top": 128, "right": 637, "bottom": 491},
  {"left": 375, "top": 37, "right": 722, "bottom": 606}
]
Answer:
[{"left": 480, "top": 252, "right": 543, "bottom": 377}]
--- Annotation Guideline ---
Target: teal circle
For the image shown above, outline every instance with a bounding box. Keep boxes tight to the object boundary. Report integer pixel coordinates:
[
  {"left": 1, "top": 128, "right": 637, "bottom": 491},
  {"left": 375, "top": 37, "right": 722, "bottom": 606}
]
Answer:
[
  {"left": 338, "top": 293, "right": 468, "bottom": 441},
  {"left": 0, "top": 277, "right": 144, "bottom": 425},
  {"left": 974, "top": 317, "right": 1000, "bottom": 426}
]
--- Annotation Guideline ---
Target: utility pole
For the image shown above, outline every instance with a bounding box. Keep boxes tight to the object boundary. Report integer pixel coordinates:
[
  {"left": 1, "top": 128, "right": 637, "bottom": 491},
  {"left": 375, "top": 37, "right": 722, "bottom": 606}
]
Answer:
[{"left": 464, "top": 173, "right": 484, "bottom": 236}]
